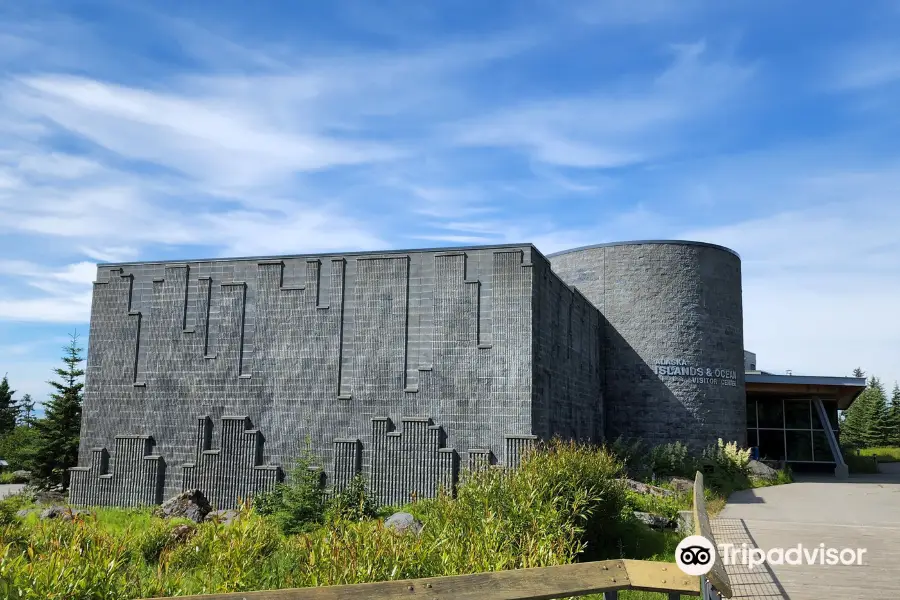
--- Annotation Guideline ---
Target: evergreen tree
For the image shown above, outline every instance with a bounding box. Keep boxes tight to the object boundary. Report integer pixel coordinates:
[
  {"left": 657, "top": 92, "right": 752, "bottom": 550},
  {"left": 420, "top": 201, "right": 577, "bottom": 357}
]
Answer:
[
  {"left": 32, "top": 333, "right": 84, "bottom": 487},
  {"left": 841, "top": 396, "right": 867, "bottom": 448},
  {"left": 18, "top": 393, "right": 35, "bottom": 425},
  {"left": 853, "top": 367, "right": 866, "bottom": 378},
  {"left": 0, "top": 375, "right": 19, "bottom": 436},
  {"left": 889, "top": 384, "right": 900, "bottom": 447},
  {"left": 842, "top": 376, "right": 876, "bottom": 448},
  {"left": 865, "top": 377, "right": 891, "bottom": 447}
]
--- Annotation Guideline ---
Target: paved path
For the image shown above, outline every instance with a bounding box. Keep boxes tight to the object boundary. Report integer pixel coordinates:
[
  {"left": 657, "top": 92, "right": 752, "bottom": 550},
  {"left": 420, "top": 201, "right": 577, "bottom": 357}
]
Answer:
[
  {"left": 715, "top": 472, "right": 900, "bottom": 599},
  {"left": 0, "top": 484, "right": 24, "bottom": 499}
]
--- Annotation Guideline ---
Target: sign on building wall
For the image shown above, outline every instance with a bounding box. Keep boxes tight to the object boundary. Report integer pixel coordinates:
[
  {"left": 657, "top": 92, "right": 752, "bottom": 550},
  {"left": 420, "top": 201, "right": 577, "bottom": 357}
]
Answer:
[{"left": 655, "top": 359, "right": 738, "bottom": 387}]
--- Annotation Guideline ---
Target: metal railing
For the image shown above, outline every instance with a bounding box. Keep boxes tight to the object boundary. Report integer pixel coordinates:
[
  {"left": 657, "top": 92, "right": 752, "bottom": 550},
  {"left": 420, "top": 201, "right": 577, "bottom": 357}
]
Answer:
[{"left": 143, "top": 471, "right": 731, "bottom": 600}]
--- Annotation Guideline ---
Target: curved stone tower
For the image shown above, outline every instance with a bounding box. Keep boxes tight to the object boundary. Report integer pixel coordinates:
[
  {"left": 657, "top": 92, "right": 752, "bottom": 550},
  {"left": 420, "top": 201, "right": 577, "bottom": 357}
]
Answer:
[{"left": 549, "top": 241, "right": 745, "bottom": 449}]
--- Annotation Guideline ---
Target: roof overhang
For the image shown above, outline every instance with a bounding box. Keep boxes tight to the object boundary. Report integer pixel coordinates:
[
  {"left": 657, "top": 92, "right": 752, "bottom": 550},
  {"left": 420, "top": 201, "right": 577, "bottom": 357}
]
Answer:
[{"left": 745, "top": 373, "right": 867, "bottom": 410}]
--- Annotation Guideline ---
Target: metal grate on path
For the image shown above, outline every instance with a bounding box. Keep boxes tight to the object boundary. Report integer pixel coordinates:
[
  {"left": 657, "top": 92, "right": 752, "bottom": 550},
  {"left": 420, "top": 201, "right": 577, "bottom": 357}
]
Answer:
[{"left": 711, "top": 518, "right": 789, "bottom": 600}]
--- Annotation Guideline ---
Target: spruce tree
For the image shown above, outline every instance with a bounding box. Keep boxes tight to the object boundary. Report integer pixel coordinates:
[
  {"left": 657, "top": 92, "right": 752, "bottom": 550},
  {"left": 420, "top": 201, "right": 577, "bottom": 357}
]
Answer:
[
  {"left": 853, "top": 367, "right": 866, "bottom": 378},
  {"left": 32, "top": 333, "right": 85, "bottom": 487},
  {"left": 842, "top": 376, "right": 875, "bottom": 448},
  {"left": 18, "top": 393, "right": 35, "bottom": 425},
  {"left": 0, "top": 375, "right": 19, "bottom": 436},
  {"left": 889, "top": 384, "right": 900, "bottom": 447},
  {"left": 865, "top": 377, "right": 890, "bottom": 447}
]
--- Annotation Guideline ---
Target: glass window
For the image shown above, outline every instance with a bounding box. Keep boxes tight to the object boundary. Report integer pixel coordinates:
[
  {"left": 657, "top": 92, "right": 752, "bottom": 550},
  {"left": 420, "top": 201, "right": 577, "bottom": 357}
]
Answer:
[
  {"left": 822, "top": 400, "right": 839, "bottom": 429},
  {"left": 747, "top": 429, "right": 758, "bottom": 448},
  {"left": 785, "top": 400, "right": 811, "bottom": 429},
  {"left": 786, "top": 431, "right": 813, "bottom": 461},
  {"left": 813, "top": 431, "right": 835, "bottom": 462},
  {"left": 758, "top": 400, "right": 784, "bottom": 429},
  {"left": 746, "top": 400, "right": 757, "bottom": 427},
  {"left": 758, "top": 429, "right": 786, "bottom": 461}
]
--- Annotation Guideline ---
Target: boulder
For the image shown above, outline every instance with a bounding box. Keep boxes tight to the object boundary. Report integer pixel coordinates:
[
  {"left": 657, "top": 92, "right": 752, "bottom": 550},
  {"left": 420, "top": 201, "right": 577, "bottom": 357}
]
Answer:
[
  {"left": 37, "top": 506, "right": 90, "bottom": 521},
  {"left": 11, "top": 470, "right": 31, "bottom": 481},
  {"left": 38, "top": 505, "right": 66, "bottom": 520},
  {"left": 168, "top": 523, "right": 195, "bottom": 544},
  {"left": 748, "top": 460, "right": 779, "bottom": 480},
  {"left": 61, "top": 509, "right": 92, "bottom": 521},
  {"left": 34, "top": 489, "right": 67, "bottom": 505},
  {"left": 206, "top": 509, "right": 240, "bottom": 525},
  {"left": 15, "top": 509, "right": 33, "bottom": 518},
  {"left": 157, "top": 489, "right": 211, "bottom": 523},
  {"left": 633, "top": 511, "right": 674, "bottom": 530},
  {"left": 667, "top": 477, "right": 694, "bottom": 494},
  {"left": 384, "top": 511, "right": 423, "bottom": 536},
  {"left": 624, "top": 478, "right": 675, "bottom": 497}
]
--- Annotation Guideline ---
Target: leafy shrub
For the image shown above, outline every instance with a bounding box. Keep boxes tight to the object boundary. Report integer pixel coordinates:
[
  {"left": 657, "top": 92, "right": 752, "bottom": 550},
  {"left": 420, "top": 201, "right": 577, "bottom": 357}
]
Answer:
[
  {"left": 325, "top": 475, "right": 378, "bottom": 523},
  {"left": 623, "top": 488, "right": 688, "bottom": 523},
  {"left": 608, "top": 438, "right": 697, "bottom": 480},
  {"left": 648, "top": 441, "right": 696, "bottom": 478},
  {"left": 702, "top": 438, "right": 751, "bottom": 474},
  {"left": 0, "top": 425, "right": 40, "bottom": 472},
  {"left": 411, "top": 438, "right": 628, "bottom": 564},
  {"left": 608, "top": 436, "right": 648, "bottom": 477}
]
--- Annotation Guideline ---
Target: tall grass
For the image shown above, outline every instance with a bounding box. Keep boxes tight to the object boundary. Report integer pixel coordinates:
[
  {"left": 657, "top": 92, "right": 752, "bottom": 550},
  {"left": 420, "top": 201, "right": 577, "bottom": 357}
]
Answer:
[{"left": 0, "top": 439, "right": 640, "bottom": 599}]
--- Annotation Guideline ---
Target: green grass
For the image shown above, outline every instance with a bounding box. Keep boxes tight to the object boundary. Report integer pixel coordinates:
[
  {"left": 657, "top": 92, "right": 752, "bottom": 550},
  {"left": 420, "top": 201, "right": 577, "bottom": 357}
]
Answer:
[
  {"left": 845, "top": 452, "right": 879, "bottom": 473},
  {"left": 0, "top": 437, "right": 787, "bottom": 599},
  {"left": 860, "top": 446, "right": 900, "bottom": 462}
]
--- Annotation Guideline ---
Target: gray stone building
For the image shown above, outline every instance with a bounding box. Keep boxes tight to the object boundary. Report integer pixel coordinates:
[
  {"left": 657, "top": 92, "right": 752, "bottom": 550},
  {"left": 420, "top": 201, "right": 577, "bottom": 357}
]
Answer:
[{"left": 70, "top": 240, "right": 749, "bottom": 508}]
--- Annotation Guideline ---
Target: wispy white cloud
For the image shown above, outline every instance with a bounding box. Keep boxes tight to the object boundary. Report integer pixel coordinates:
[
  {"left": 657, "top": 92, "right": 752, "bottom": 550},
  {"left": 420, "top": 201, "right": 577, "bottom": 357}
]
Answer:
[
  {"left": 0, "top": 260, "right": 95, "bottom": 322},
  {"left": 452, "top": 41, "right": 755, "bottom": 168}
]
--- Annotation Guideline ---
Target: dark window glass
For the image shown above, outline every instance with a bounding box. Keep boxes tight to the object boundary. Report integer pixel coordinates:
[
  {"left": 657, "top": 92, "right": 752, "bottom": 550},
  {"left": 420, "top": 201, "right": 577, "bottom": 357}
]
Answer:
[
  {"left": 747, "top": 429, "right": 758, "bottom": 448},
  {"left": 822, "top": 400, "right": 839, "bottom": 429},
  {"left": 746, "top": 400, "right": 757, "bottom": 427},
  {"left": 786, "top": 431, "right": 813, "bottom": 461},
  {"left": 813, "top": 431, "right": 836, "bottom": 462},
  {"left": 785, "top": 400, "right": 811, "bottom": 429},
  {"left": 759, "top": 429, "right": 786, "bottom": 461},
  {"left": 758, "top": 400, "right": 784, "bottom": 429}
]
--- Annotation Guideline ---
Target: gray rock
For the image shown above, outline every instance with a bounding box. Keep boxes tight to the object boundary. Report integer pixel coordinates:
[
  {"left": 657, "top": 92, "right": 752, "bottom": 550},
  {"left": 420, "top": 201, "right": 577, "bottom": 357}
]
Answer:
[
  {"left": 157, "top": 489, "right": 211, "bottom": 523},
  {"left": 62, "top": 509, "right": 92, "bottom": 521},
  {"left": 38, "top": 505, "right": 66, "bottom": 520},
  {"left": 169, "top": 523, "right": 195, "bottom": 544},
  {"left": 35, "top": 490, "right": 67, "bottom": 505},
  {"left": 624, "top": 478, "right": 675, "bottom": 497},
  {"left": 15, "top": 509, "right": 32, "bottom": 518},
  {"left": 11, "top": 470, "right": 31, "bottom": 481},
  {"left": 384, "top": 511, "right": 423, "bottom": 536},
  {"left": 206, "top": 509, "right": 240, "bottom": 525},
  {"left": 748, "top": 460, "right": 778, "bottom": 480},
  {"left": 37, "top": 506, "right": 89, "bottom": 521},
  {"left": 633, "top": 511, "right": 674, "bottom": 530},
  {"left": 667, "top": 477, "right": 694, "bottom": 494}
]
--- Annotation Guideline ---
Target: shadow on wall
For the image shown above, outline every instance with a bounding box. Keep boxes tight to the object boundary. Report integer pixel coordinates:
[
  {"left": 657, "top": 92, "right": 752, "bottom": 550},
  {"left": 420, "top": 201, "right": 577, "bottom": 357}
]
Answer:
[{"left": 602, "top": 316, "right": 711, "bottom": 452}]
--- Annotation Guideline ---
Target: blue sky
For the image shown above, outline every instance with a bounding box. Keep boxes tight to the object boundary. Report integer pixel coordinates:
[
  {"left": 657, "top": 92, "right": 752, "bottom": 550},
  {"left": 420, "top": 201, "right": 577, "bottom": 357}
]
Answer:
[{"left": 1, "top": 0, "right": 900, "bottom": 406}]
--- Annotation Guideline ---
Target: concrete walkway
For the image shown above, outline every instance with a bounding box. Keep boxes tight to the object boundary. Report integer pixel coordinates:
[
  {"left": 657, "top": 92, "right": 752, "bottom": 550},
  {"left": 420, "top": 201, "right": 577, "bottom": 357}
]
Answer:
[{"left": 715, "top": 472, "right": 900, "bottom": 599}]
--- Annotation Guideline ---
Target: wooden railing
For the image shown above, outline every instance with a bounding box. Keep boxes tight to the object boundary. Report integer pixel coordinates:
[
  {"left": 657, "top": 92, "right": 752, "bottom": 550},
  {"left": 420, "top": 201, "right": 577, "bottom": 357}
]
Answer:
[{"left": 144, "top": 471, "right": 732, "bottom": 600}]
